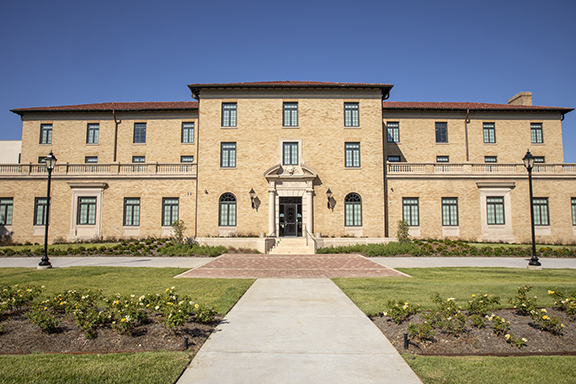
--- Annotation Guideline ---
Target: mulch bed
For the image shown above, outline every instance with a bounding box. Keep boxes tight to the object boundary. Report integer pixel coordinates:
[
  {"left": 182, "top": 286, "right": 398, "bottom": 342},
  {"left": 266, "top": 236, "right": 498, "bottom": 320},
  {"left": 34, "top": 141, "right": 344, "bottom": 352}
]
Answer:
[
  {"left": 372, "top": 308, "right": 576, "bottom": 356},
  {"left": 0, "top": 310, "right": 220, "bottom": 355}
]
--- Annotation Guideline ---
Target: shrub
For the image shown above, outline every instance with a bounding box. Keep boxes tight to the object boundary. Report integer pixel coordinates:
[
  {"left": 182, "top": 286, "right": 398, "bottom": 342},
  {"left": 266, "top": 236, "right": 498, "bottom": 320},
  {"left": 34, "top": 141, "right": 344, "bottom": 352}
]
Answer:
[
  {"left": 407, "top": 321, "right": 435, "bottom": 341},
  {"left": 510, "top": 285, "right": 538, "bottom": 315},
  {"left": 171, "top": 220, "right": 187, "bottom": 245},
  {"left": 382, "top": 299, "right": 420, "bottom": 324},
  {"left": 427, "top": 294, "right": 466, "bottom": 335},
  {"left": 26, "top": 305, "right": 59, "bottom": 333},
  {"left": 0, "top": 284, "right": 44, "bottom": 312},
  {"left": 549, "top": 288, "right": 576, "bottom": 317},
  {"left": 397, "top": 220, "right": 410, "bottom": 243},
  {"left": 529, "top": 308, "right": 565, "bottom": 335}
]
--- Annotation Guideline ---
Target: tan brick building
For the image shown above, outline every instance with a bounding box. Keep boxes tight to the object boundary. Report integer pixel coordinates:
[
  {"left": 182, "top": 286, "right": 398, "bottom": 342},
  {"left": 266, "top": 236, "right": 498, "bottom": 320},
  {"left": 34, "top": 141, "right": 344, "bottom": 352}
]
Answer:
[{"left": 1, "top": 81, "right": 574, "bottom": 252}]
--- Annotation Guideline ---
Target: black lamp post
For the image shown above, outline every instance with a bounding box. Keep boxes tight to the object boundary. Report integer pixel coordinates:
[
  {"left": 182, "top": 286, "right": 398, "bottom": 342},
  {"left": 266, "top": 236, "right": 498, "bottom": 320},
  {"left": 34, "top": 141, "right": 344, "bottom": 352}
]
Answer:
[
  {"left": 522, "top": 150, "right": 541, "bottom": 267},
  {"left": 249, "top": 188, "right": 256, "bottom": 209},
  {"left": 326, "top": 189, "right": 332, "bottom": 209},
  {"left": 38, "top": 151, "right": 57, "bottom": 269}
]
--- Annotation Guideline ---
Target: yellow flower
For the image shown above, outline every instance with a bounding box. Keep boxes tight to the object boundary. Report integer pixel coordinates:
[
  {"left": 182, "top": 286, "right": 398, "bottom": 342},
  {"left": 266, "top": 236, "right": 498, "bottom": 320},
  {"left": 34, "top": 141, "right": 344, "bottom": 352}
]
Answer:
[
  {"left": 194, "top": 304, "right": 199, "bottom": 309},
  {"left": 548, "top": 290, "right": 555, "bottom": 295},
  {"left": 471, "top": 294, "right": 476, "bottom": 298},
  {"left": 542, "top": 315, "right": 548, "bottom": 320},
  {"left": 505, "top": 334, "right": 510, "bottom": 339},
  {"left": 120, "top": 318, "right": 126, "bottom": 322}
]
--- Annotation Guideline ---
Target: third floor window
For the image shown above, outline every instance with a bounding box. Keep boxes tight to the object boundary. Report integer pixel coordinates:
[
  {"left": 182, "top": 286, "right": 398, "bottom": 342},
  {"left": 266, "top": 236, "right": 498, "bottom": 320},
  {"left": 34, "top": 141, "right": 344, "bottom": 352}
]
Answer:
[
  {"left": 40, "top": 124, "right": 52, "bottom": 144},
  {"left": 531, "top": 123, "right": 543, "bottom": 143},
  {"left": 435, "top": 122, "right": 448, "bottom": 143},
  {"left": 387, "top": 122, "right": 399, "bottom": 143},
  {"left": 283, "top": 102, "right": 298, "bottom": 127},
  {"left": 133, "top": 123, "right": 146, "bottom": 143},
  {"left": 181, "top": 122, "right": 194, "bottom": 143},
  {"left": 344, "top": 102, "right": 359, "bottom": 127},
  {"left": 86, "top": 123, "right": 99, "bottom": 144},
  {"left": 222, "top": 103, "right": 237, "bottom": 127},
  {"left": 483, "top": 122, "right": 496, "bottom": 143}
]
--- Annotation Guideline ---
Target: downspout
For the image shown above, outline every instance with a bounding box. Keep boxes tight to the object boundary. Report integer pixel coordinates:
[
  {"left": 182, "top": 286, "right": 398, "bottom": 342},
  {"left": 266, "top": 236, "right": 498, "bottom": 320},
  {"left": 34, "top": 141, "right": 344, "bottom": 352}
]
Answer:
[
  {"left": 382, "top": 87, "right": 391, "bottom": 237},
  {"left": 112, "top": 110, "right": 120, "bottom": 162},
  {"left": 464, "top": 109, "right": 470, "bottom": 162},
  {"left": 193, "top": 93, "right": 200, "bottom": 238}
]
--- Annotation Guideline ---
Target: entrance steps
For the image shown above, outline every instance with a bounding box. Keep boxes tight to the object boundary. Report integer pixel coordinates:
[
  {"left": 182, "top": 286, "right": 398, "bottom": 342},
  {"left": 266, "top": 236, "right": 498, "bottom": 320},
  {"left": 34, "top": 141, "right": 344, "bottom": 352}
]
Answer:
[{"left": 268, "top": 237, "right": 315, "bottom": 255}]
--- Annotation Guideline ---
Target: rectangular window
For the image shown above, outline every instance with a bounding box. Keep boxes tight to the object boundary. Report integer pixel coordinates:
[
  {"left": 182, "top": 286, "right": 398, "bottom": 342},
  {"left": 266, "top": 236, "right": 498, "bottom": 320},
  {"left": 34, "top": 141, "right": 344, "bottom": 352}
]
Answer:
[
  {"left": 436, "top": 156, "right": 449, "bottom": 163},
  {"left": 85, "top": 156, "right": 98, "bottom": 163},
  {"left": 40, "top": 124, "right": 52, "bottom": 144},
  {"left": 572, "top": 198, "right": 576, "bottom": 226},
  {"left": 435, "top": 122, "right": 448, "bottom": 143},
  {"left": 531, "top": 123, "right": 543, "bottom": 144},
  {"left": 345, "top": 142, "right": 360, "bottom": 167},
  {"left": 221, "top": 142, "right": 236, "bottom": 168},
  {"left": 283, "top": 102, "right": 298, "bottom": 127},
  {"left": 483, "top": 122, "right": 496, "bottom": 143},
  {"left": 282, "top": 142, "right": 298, "bottom": 165},
  {"left": 38, "top": 156, "right": 47, "bottom": 164},
  {"left": 34, "top": 197, "right": 48, "bottom": 226},
  {"left": 77, "top": 197, "right": 97, "bottom": 225},
  {"left": 534, "top": 156, "right": 545, "bottom": 163},
  {"left": 533, "top": 198, "right": 550, "bottom": 226},
  {"left": 442, "top": 197, "right": 458, "bottom": 226},
  {"left": 344, "top": 102, "right": 359, "bottom": 127},
  {"left": 132, "top": 156, "right": 145, "bottom": 163},
  {"left": 123, "top": 198, "right": 140, "bottom": 226},
  {"left": 0, "top": 198, "right": 13, "bottom": 225},
  {"left": 403, "top": 198, "right": 419, "bottom": 226},
  {"left": 133, "top": 123, "right": 146, "bottom": 144},
  {"left": 86, "top": 123, "right": 99, "bottom": 144},
  {"left": 387, "top": 122, "right": 399, "bottom": 143},
  {"left": 222, "top": 103, "right": 237, "bottom": 127},
  {"left": 180, "top": 156, "right": 194, "bottom": 163},
  {"left": 181, "top": 122, "right": 194, "bottom": 143},
  {"left": 484, "top": 156, "right": 497, "bottom": 163},
  {"left": 387, "top": 156, "right": 401, "bottom": 162},
  {"left": 486, "top": 196, "right": 505, "bottom": 225},
  {"left": 162, "top": 198, "right": 179, "bottom": 226}
]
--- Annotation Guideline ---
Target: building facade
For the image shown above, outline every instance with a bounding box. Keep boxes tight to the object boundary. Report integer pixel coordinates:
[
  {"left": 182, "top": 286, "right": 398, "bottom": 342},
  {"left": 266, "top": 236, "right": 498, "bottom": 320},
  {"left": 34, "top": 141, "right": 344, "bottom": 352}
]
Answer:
[{"left": 1, "top": 82, "right": 574, "bottom": 252}]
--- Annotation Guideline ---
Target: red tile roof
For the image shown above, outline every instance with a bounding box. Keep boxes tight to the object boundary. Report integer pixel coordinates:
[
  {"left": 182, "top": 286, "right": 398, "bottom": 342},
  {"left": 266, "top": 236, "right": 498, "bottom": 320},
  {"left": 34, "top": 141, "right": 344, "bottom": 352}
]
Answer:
[
  {"left": 11, "top": 101, "right": 198, "bottom": 115},
  {"left": 188, "top": 80, "right": 393, "bottom": 88},
  {"left": 382, "top": 101, "right": 573, "bottom": 114}
]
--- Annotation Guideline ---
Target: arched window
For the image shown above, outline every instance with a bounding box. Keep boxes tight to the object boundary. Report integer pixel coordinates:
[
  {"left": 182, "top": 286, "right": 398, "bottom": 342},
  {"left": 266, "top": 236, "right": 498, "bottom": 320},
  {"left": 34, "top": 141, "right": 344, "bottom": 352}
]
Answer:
[
  {"left": 345, "top": 193, "right": 362, "bottom": 227},
  {"left": 219, "top": 193, "right": 237, "bottom": 226}
]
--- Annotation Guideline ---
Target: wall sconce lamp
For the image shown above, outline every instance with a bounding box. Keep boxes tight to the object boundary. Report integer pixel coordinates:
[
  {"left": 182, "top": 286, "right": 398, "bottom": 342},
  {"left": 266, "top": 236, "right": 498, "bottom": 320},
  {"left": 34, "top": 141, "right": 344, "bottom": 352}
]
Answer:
[
  {"left": 326, "top": 189, "right": 332, "bottom": 209},
  {"left": 249, "top": 188, "right": 256, "bottom": 209}
]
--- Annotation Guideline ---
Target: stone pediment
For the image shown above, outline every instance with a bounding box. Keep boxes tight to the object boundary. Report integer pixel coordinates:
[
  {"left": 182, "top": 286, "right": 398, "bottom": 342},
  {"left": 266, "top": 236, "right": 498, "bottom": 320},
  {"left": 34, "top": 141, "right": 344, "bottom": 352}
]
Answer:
[{"left": 263, "top": 164, "right": 318, "bottom": 181}]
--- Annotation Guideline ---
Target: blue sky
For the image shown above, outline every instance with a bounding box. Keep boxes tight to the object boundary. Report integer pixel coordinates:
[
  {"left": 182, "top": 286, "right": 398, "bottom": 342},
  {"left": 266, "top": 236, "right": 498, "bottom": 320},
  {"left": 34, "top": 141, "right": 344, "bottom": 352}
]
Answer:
[{"left": 1, "top": 0, "right": 575, "bottom": 161}]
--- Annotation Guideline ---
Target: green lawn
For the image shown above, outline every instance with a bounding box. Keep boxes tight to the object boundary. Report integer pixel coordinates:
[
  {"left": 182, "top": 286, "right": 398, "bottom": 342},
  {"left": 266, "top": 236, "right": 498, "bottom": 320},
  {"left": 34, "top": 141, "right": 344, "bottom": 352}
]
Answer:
[
  {"left": 333, "top": 267, "right": 576, "bottom": 314},
  {"left": 404, "top": 354, "right": 576, "bottom": 384}
]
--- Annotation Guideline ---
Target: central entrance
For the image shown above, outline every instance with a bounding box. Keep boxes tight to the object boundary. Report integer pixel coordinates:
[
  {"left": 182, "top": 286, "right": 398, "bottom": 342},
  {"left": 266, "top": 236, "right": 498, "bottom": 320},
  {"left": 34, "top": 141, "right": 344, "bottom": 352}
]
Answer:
[{"left": 279, "top": 197, "right": 302, "bottom": 237}]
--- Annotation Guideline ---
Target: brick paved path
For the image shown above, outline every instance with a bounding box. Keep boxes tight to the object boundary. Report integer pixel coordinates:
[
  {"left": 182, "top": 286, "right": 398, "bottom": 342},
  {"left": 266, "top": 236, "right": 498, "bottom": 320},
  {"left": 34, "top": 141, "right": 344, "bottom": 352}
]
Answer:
[{"left": 176, "top": 254, "right": 407, "bottom": 279}]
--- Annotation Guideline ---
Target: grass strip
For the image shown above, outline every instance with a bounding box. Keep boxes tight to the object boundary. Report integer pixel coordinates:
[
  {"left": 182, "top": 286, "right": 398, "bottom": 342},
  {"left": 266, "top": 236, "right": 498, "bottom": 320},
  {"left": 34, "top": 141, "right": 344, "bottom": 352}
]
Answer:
[
  {"left": 333, "top": 267, "right": 576, "bottom": 314},
  {"left": 0, "top": 351, "right": 191, "bottom": 384},
  {"left": 0, "top": 267, "right": 254, "bottom": 315},
  {"left": 403, "top": 354, "right": 576, "bottom": 384}
]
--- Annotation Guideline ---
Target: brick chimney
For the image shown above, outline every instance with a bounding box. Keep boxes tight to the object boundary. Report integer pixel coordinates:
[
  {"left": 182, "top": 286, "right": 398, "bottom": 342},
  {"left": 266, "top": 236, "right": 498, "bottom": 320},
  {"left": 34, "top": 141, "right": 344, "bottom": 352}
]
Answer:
[{"left": 508, "top": 92, "right": 532, "bottom": 106}]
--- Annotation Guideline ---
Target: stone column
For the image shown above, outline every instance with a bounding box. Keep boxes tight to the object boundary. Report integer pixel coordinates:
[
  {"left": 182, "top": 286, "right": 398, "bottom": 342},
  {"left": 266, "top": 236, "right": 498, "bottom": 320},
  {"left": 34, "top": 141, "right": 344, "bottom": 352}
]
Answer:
[
  {"left": 305, "top": 188, "right": 313, "bottom": 235},
  {"left": 268, "top": 187, "right": 276, "bottom": 236}
]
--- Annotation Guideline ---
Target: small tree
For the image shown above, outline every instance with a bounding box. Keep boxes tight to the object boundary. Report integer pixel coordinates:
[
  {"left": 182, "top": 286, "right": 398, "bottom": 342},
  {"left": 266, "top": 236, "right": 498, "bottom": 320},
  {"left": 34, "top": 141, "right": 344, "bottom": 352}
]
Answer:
[
  {"left": 171, "top": 220, "right": 186, "bottom": 244},
  {"left": 397, "top": 220, "right": 410, "bottom": 243}
]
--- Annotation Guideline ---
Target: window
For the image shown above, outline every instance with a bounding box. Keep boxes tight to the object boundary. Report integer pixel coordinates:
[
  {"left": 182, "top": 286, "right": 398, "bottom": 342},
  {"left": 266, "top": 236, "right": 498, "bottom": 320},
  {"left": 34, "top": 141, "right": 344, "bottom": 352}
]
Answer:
[
  {"left": 38, "top": 156, "right": 47, "bottom": 164},
  {"left": 344, "top": 103, "right": 359, "bottom": 127},
  {"left": 387, "top": 122, "right": 399, "bottom": 143},
  {"left": 484, "top": 156, "right": 497, "bottom": 163},
  {"left": 442, "top": 197, "right": 458, "bottom": 226},
  {"left": 40, "top": 124, "right": 52, "bottom": 144},
  {"left": 572, "top": 198, "right": 576, "bottom": 226},
  {"left": 133, "top": 123, "right": 146, "bottom": 143},
  {"left": 219, "top": 193, "right": 236, "bottom": 226},
  {"left": 345, "top": 142, "right": 360, "bottom": 167},
  {"left": 403, "top": 198, "right": 419, "bottom": 226},
  {"left": 534, "top": 156, "right": 545, "bottom": 163},
  {"left": 181, "top": 122, "right": 194, "bottom": 143},
  {"left": 222, "top": 103, "right": 237, "bottom": 127},
  {"left": 221, "top": 142, "right": 236, "bottom": 168},
  {"left": 77, "top": 197, "right": 97, "bottom": 225},
  {"left": 86, "top": 123, "right": 99, "bottom": 144},
  {"left": 282, "top": 142, "right": 298, "bottom": 165},
  {"left": 123, "top": 198, "right": 140, "bottom": 226},
  {"left": 283, "top": 102, "right": 298, "bottom": 127},
  {"left": 180, "top": 156, "right": 194, "bottom": 163},
  {"left": 85, "top": 156, "right": 98, "bottom": 163},
  {"left": 344, "top": 193, "right": 362, "bottom": 226},
  {"left": 483, "top": 122, "right": 496, "bottom": 143},
  {"left": 531, "top": 123, "right": 543, "bottom": 144},
  {"left": 162, "top": 198, "right": 179, "bottom": 226},
  {"left": 533, "top": 198, "right": 549, "bottom": 226},
  {"left": 34, "top": 198, "right": 48, "bottom": 226},
  {"left": 132, "top": 156, "right": 145, "bottom": 163},
  {"left": 436, "top": 156, "right": 449, "bottom": 163},
  {"left": 435, "top": 122, "right": 448, "bottom": 143},
  {"left": 387, "top": 156, "right": 401, "bottom": 162},
  {"left": 0, "top": 198, "right": 13, "bottom": 225},
  {"left": 486, "top": 196, "right": 505, "bottom": 225}
]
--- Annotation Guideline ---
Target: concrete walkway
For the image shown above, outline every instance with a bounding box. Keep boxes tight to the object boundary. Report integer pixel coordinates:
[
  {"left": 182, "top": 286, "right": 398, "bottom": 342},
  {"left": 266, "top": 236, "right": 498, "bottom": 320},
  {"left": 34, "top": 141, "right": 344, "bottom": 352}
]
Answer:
[{"left": 177, "top": 278, "right": 422, "bottom": 384}]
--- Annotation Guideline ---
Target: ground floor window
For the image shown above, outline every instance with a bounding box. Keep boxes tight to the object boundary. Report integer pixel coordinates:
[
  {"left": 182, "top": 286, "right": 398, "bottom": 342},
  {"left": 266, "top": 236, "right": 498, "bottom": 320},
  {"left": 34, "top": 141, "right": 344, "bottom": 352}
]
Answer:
[
  {"left": 123, "top": 198, "right": 141, "bottom": 226},
  {"left": 533, "top": 198, "right": 549, "bottom": 226},
  {"left": 0, "top": 198, "right": 13, "bottom": 225},
  {"left": 219, "top": 193, "right": 237, "bottom": 226},
  {"left": 344, "top": 193, "right": 362, "bottom": 226},
  {"left": 442, "top": 197, "right": 458, "bottom": 226},
  {"left": 34, "top": 198, "right": 48, "bottom": 226},
  {"left": 572, "top": 198, "right": 576, "bottom": 226},
  {"left": 403, "top": 198, "right": 419, "bottom": 226},
  {"left": 486, "top": 196, "right": 505, "bottom": 225},
  {"left": 162, "top": 198, "right": 179, "bottom": 226},
  {"left": 77, "top": 197, "right": 97, "bottom": 225}
]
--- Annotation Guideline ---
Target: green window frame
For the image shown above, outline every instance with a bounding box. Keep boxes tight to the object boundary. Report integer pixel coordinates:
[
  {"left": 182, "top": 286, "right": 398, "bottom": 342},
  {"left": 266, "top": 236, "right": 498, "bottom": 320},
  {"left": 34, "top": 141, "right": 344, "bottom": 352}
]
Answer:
[
  {"left": 181, "top": 122, "right": 195, "bottom": 143},
  {"left": 435, "top": 122, "right": 448, "bottom": 143},
  {"left": 162, "top": 198, "right": 179, "bottom": 226},
  {"left": 0, "top": 198, "right": 13, "bottom": 225},
  {"left": 344, "top": 193, "right": 362, "bottom": 226},
  {"left": 387, "top": 122, "right": 399, "bottom": 143},
  {"left": 219, "top": 193, "right": 237, "bottom": 227},
  {"left": 222, "top": 103, "right": 237, "bottom": 127},
  {"left": 483, "top": 122, "right": 496, "bottom": 143},
  {"left": 572, "top": 198, "right": 576, "bottom": 226},
  {"left": 531, "top": 123, "right": 543, "bottom": 144},
  {"left": 283, "top": 142, "right": 298, "bottom": 165},
  {"left": 533, "top": 198, "right": 549, "bottom": 226},
  {"left": 34, "top": 197, "right": 48, "bottom": 226},
  {"left": 442, "top": 197, "right": 458, "bottom": 226},
  {"left": 486, "top": 196, "right": 505, "bottom": 225},
  {"left": 345, "top": 142, "right": 360, "bottom": 167},
  {"left": 86, "top": 123, "right": 99, "bottom": 144},
  {"left": 133, "top": 123, "right": 146, "bottom": 144},
  {"left": 221, "top": 142, "right": 236, "bottom": 168},
  {"left": 344, "top": 102, "right": 359, "bottom": 127},
  {"left": 283, "top": 102, "right": 298, "bottom": 127},
  {"left": 40, "top": 124, "right": 52, "bottom": 144},
  {"left": 403, "top": 198, "right": 419, "bottom": 226},
  {"left": 77, "top": 197, "right": 97, "bottom": 225},
  {"left": 123, "top": 198, "right": 140, "bottom": 226}
]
